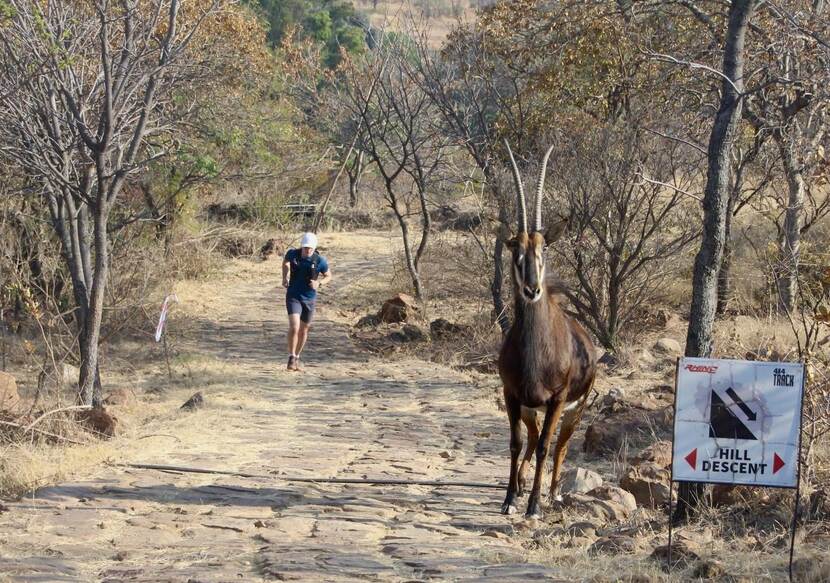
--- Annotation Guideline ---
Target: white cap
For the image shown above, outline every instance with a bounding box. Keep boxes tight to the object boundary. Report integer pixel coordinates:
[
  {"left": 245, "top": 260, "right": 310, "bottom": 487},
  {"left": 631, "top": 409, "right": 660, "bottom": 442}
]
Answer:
[{"left": 300, "top": 232, "right": 318, "bottom": 249}]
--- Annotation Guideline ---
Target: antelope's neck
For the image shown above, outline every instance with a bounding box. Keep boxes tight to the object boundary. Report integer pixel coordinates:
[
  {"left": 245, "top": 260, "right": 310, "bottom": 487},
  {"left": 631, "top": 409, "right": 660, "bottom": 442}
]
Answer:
[
  {"left": 514, "top": 297, "right": 559, "bottom": 399},
  {"left": 515, "top": 296, "right": 551, "bottom": 332}
]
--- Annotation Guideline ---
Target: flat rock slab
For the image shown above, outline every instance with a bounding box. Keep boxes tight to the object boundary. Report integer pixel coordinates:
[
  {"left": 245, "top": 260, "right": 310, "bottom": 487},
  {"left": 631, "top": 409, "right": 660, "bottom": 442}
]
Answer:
[{"left": 0, "top": 246, "right": 555, "bottom": 582}]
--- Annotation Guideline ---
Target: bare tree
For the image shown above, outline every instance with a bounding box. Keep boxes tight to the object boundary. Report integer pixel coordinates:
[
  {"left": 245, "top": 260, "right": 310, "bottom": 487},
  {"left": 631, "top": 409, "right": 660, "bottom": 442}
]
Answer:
[
  {"left": 675, "top": 0, "right": 759, "bottom": 524},
  {"left": 550, "top": 126, "right": 699, "bottom": 350},
  {"left": 339, "top": 38, "right": 450, "bottom": 300},
  {"left": 411, "top": 24, "right": 536, "bottom": 332},
  {"left": 717, "top": 130, "right": 776, "bottom": 314},
  {"left": 346, "top": 149, "right": 367, "bottom": 207},
  {"left": 0, "top": 0, "right": 223, "bottom": 406},
  {"left": 739, "top": 3, "right": 830, "bottom": 313}
]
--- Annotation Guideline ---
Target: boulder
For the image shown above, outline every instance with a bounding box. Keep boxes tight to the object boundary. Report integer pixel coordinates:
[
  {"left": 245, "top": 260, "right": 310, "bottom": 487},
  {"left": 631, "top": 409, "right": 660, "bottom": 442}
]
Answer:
[
  {"left": 583, "top": 420, "right": 625, "bottom": 457},
  {"left": 560, "top": 493, "right": 614, "bottom": 521},
  {"left": 653, "top": 338, "right": 682, "bottom": 355},
  {"left": 356, "top": 314, "right": 380, "bottom": 328},
  {"left": 402, "top": 324, "right": 428, "bottom": 342},
  {"left": 429, "top": 318, "right": 467, "bottom": 339},
  {"left": 691, "top": 559, "right": 727, "bottom": 580},
  {"left": 259, "top": 238, "right": 281, "bottom": 261},
  {"left": 560, "top": 467, "right": 604, "bottom": 495},
  {"left": 78, "top": 408, "right": 117, "bottom": 437},
  {"left": 587, "top": 485, "right": 638, "bottom": 516},
  {"left": 598, "top": 351, "right": 620, "bottom": 367},
  {"left": 180, "top": 392, "right": 205, "bottom": 411},
  {"left": 620, "top": 462, "right": 672, "bottom": 508},
  {"left": 710, "top": 484, "right": 769, "bottom": 507},
  {"left": 565, "top": 521, "right": 599, "bottom": 539},
  {"left": 389, "top": 324, "right": 428, "bottom": 343},
  {"left": 583, "top": 401, "right": 673, "bottom": 459},
  {"left": 218, "top": 236, "right": 254, "bottom": 258},
  {"left": 379, "top": 294, "right": 418, "bottom": 323},
  {"left": 631, "top": 440, "right": 672, "bottom": 468},
  {"left": 589, "top": 535, "right": 643, "bottom": 555},
  {"left": 651, "top": 539, "right": 702, "bottom": 570},
  {"left": 562, "top": 486, "right": 637, "bottom": 522},
  {"left": 0, "top": 371, "right": 20, "bottom": 410},
  {"left": 598, "top": 387, "right": 626, "bottom": 412},
  {"left": 634, "top": 348, "right": 656, "bottom": 368}
]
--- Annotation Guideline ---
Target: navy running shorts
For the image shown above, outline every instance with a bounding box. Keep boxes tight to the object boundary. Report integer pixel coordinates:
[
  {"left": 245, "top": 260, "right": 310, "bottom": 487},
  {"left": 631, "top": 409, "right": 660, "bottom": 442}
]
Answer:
[{"left": 286, "top": 295, "right": 316, "bottom": 323}]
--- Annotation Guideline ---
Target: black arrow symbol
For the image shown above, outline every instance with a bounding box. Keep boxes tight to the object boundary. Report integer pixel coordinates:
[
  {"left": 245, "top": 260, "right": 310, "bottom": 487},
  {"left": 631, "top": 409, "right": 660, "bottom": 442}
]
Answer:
[{"left": 726, "top": 387, "right": 757, "bottom": 421}]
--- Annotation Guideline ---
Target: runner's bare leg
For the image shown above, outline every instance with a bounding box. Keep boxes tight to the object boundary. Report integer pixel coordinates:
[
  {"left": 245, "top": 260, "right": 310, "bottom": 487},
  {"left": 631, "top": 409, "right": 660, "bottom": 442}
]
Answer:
[
  {"left": 287, "top": 314, "right": 300, "bottom": 355},
  {"left": 296, "top": 321, "right": 310, "bottom": 357}
]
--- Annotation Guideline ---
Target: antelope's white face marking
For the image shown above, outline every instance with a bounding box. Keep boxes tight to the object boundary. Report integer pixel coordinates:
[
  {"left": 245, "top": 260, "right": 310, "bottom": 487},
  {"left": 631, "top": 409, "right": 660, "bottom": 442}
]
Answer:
[{"left": 510, "top": 232, "right": 547, "bottom": 304}]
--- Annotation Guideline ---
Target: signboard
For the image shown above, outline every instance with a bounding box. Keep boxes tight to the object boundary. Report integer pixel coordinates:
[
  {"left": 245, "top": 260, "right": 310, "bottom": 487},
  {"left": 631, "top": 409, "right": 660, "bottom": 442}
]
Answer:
[{"left": 672, "top": 357, "right": 804, "bottom": 488}]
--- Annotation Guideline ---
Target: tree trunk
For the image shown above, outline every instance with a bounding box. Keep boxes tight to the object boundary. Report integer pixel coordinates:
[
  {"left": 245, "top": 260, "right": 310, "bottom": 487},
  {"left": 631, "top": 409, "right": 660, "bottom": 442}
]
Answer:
[
  {"left": 47, "top": 192, "right": 91, "bottom": 341},
  {"left": 716, "top": 191, "right": 736, "bottom": 315},
  {"left": 413, "top": 160, "right": 433, "bottom": 273},
  {"left": 492, "top": 193, "right": 510, "bottom": 334},
  {"left": 347, "top": 150, "right": 364, "bottom": 208},
  {"left": 46, "top": 191, "right": 103, "bottom": 405},
  {"left": 774, "top": 135, "right": 804, "bottom": 313},
  {"left": 386, "top": 184, "right": 424, "bottom": 300},
  {"left": 676, "top": 0, "right": 756, "bottom": 524},
  {"left": 78, "top": 199, "right": 109, "bottom": 408}
]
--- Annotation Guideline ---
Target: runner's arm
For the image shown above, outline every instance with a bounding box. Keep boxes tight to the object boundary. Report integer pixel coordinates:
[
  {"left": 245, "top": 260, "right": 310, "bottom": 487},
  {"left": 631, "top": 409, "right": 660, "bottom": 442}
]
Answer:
[
  {"left": 311, "top": 268, "right": 331, "bottom": 290},
  {"left": 282, "top": 259, "right": 291, "bottom": 288}
]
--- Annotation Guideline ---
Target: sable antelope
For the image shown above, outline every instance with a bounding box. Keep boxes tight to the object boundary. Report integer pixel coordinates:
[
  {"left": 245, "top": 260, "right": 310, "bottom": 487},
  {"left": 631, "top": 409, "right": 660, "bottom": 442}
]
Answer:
[{"left": 498, "top": 141, "right": 597, "bottom": 518}]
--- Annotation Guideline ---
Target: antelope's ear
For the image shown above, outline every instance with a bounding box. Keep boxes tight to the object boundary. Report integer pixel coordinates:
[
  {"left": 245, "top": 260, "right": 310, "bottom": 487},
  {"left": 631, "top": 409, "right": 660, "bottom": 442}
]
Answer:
[
  {"left": 504, "top": 237, "right": 519, "bottom": 251},
  {"left": 544, "top": 218, "right": 568, "bottom": 245}
]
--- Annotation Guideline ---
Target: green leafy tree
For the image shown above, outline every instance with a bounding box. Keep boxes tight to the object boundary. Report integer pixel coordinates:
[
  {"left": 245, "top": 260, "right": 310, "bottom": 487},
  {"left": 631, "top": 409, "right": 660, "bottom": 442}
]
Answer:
[{"left": 255, "top": 0, "right": 366, "bottom": 66}]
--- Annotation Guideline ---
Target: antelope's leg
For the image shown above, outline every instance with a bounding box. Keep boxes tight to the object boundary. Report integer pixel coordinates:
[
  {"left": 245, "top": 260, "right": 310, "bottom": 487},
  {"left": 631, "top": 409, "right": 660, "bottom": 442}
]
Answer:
[
  {"left": 525, "top": 399, "right": 566, "bottom": 519},
  {"left": 501, "top": 394, "right": 523, "bottom": 515},
  {"left": 548, "top": 397, "right": 589, "bottom": 500},
  {"left": 517, "top": 409, "right": 540, "bottom": 497}
]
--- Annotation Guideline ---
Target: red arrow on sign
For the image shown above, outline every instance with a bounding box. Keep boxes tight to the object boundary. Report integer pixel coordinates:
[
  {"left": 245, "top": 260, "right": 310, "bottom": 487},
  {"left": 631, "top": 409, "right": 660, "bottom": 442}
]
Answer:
[
  {"left": 685, "top": 449, "right": 697, "bottom": 470},
  {"left": 773, "top": 453, "right": 785, "bottom": 474}
]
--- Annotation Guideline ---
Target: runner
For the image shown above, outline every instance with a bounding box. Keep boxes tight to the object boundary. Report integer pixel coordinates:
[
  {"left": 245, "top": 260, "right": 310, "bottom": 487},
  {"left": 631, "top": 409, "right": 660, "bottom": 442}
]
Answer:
[{"left": 282, "top": 232, "right": 331, "bottom": 371}]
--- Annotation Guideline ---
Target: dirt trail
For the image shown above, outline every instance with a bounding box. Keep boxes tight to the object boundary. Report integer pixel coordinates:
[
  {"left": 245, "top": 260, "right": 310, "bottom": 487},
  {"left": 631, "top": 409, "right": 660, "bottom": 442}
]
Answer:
[{"left": 0, "top": 232, "right": 559, "bottom": 582}]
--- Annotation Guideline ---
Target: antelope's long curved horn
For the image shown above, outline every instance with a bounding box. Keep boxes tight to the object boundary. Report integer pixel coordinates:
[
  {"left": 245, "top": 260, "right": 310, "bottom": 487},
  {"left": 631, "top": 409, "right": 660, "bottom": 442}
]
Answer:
[
  {"left": 534, "top": 145, "right": 555, "bottom": 233},
  {"left": 504, "top": 139, "right": 527, "bottom": 233}
]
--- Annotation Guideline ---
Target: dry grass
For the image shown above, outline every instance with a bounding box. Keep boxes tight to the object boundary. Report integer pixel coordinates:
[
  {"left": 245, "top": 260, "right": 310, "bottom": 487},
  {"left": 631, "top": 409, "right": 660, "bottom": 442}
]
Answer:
[
  {"left": 0, "top": 392, "right": 169, "bottom": 497},
  {"left": 0, "top": 345, "right": 286, "bottom": 499},
  {"left": 354, "top": 0, "right": 487, "bottom": 48},
  {"left": 0, "top": 226, "right": 284, "bottom": 499}
]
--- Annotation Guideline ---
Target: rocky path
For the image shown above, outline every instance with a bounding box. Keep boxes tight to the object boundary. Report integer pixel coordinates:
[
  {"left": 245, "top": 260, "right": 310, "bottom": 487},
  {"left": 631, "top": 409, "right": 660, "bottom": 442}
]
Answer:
[{"left": 0, "top": 234, "right": 560, "bottom": 582}]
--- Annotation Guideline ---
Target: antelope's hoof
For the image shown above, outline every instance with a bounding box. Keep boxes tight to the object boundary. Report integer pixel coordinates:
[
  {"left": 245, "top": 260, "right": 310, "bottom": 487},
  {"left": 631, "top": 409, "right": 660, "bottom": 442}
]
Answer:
[
  {"left": 501, "top": 503, "right": 519, "bottom": 515},
  {"left": 525, "top": 509, "right": 544, "bottom": 520},
  {"left": 525, "top": 499, "right": 543, "bottom": 520}
]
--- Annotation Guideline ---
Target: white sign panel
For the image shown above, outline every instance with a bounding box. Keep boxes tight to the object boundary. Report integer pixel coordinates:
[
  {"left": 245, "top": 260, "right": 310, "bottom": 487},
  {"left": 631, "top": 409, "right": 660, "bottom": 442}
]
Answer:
[{"left": 672, "top": 357, "right": 804, "bottom": 488}]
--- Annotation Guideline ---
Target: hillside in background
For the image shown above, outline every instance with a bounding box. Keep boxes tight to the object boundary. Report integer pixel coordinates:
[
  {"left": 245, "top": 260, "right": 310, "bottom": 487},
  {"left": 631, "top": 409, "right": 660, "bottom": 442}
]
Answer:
[{"left": 354, "top": 0, "right": 496, "bottom": 45}]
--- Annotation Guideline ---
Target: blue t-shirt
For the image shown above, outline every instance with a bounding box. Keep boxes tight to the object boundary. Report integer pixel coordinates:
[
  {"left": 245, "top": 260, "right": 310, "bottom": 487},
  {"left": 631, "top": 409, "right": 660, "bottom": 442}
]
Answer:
[{"left": 285, "top": 248, "right": 329, "bottom": 301}]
